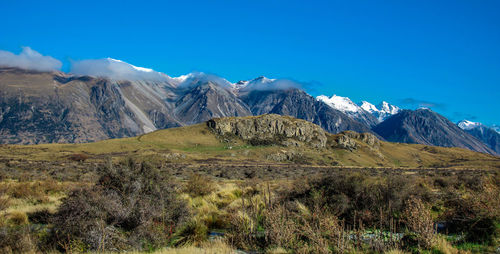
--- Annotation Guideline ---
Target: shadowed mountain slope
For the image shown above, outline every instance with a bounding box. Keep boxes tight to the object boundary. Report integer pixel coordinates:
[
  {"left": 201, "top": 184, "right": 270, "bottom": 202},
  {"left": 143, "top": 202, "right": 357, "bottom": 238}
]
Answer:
[{"left": 373, "top": 109, "right": 495, "bottom": 155}]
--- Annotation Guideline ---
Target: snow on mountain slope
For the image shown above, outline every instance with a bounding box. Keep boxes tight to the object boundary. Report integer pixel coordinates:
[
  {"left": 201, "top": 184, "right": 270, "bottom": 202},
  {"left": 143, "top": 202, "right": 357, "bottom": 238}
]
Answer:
[
  {"left": 493, "top": 125, "right": 500, "bottom": 134},
  {"left": 360, "top": 101, "right": 401, "bottom": 122},
  {"left": 317, "top": 95, "right": 360, "bottom": 113},
  {"left": 457, "top": 120, "right": 483, "bottom": 130},
  {"left": 457, "top": 120, "right": 500, "bottom": 155},
  {"left": 317, "top": 95, "right": 379, "bottom": 127}
]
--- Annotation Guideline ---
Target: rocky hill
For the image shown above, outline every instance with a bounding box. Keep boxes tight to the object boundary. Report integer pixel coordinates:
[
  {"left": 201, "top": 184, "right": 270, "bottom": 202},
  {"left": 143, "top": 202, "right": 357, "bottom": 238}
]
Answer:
[
  {"left": 1, "top": 114, "right": 498, "bottom": 170},
  {"left": 207, "top": 114, "right": 328, "bottom": 148}
]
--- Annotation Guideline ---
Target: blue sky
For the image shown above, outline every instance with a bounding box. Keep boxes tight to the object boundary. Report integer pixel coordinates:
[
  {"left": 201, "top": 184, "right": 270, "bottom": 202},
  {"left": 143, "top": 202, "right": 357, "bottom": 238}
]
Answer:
[{"left": 1, "top": 0, "right": 499, "bottom": 125}]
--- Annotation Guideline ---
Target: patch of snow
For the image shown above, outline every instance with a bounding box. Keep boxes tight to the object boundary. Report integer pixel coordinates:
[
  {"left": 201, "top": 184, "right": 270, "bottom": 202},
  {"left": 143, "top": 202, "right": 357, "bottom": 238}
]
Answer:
[
  {"left": 379, "top": 101, "right": 400, "bottom": 115},
  {"left": 492, "top": 125, "right": 500, "bottom": 134},
  {"left": 457, "top": 120, "right": 483, "bottom": 130},
  {"left": 358, "top": 100, "right": 401, "bottom": 122},
  {"left": 317, "top": 95, "right": 360, "bottom": 113},
  {"left": 360, "top": 101, "right": 378, "bottom": 113}
]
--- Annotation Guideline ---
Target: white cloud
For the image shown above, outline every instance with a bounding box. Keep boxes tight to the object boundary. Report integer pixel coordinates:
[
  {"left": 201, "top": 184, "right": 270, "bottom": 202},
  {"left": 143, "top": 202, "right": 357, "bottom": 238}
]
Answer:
[
  {"left": 0, "top": 47, "right": 62, "bottom": 71},
  {"left": 70, "top": 57, "right": 170, "bottom": 81},
  {"left": 239, "top": 77, "right": 302, "bottom": 92},
  {"left": 176, "top": 72, "right": 234, "bottom": 90}
]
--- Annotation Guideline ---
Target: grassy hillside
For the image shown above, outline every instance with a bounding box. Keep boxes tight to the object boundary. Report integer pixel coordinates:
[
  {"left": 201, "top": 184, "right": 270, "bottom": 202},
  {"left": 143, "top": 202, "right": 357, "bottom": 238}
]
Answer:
[{"left": 0, "top": 119, "right": 498, "bottom": 170}]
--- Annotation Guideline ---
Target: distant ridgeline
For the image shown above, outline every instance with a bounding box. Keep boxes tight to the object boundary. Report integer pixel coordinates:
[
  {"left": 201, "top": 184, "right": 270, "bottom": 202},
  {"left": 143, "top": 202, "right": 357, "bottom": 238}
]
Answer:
[{"left": 0, "top": 67, "right": 497, "bottom": 156}]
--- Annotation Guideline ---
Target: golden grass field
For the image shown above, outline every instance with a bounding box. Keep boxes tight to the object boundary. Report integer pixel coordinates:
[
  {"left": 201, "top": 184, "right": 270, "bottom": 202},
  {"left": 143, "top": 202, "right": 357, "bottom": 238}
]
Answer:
[{"left": 0, "top": 122, "right": 498, "bottom": 170}]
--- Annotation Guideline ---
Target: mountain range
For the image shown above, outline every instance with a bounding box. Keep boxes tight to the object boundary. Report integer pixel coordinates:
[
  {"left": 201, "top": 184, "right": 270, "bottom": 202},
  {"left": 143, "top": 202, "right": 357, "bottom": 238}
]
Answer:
[
  {"left": 457, "top": 120, "right": 500, "bottom": 155},
  {"left": 0, "top": 58, "right": 498, "bottom": 156}
]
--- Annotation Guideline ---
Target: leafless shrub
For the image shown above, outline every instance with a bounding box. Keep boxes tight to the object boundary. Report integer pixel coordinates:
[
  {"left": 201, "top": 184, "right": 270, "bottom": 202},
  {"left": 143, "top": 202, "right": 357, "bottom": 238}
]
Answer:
[
  {"left": 184, "top": 173, "right": 216, "bottom": 197},
  {"left": 68, "top": 153, "right": 89, "bottom": 162},
  {"left": 51, "top": 158, "right": 190, "bottom": 251},
  {"left": 264, "top": 204, "right": 298, "bottom": 249},
  {"left": 0, "top": 226, "right": 38, "bottom": 253},
  {"left": 401, "top": 196, "right": 434, "bottom": 249}
]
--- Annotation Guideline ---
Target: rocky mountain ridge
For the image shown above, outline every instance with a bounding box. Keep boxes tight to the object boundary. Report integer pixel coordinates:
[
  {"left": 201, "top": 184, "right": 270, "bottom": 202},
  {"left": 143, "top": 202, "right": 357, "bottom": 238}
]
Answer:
[
  {"left": 373, "top": 109, "right": 495, "bottom": 155},
  {"left": 0, "top": 66, "right": 498, "bottom": 156},
  {"left": 457, "top": 120, "right": 500, "bottom": 155},
  {"left": 0, "top": 67, "right": 373, "bottom": 144}
]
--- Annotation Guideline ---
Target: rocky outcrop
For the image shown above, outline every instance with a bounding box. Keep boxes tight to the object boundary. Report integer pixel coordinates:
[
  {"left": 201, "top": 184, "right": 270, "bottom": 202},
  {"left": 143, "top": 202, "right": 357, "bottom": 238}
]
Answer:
[
  {"left": 341, "top": 131, "right": 380, "bottom": 147},
  {"left": 328, "top": 131, "right": 381, "bottom": 151},
  {"left": 207, "top": 114, "right": 328, "bottom": 148}
]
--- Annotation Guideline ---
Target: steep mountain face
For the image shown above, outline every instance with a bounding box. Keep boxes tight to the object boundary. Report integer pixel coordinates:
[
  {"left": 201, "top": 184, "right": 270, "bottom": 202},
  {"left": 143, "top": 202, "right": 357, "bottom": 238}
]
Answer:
[
  {"left": 316, "top": 95, "right": 379, "bottom": 127},
  {"left": 0, "top": 68, "right": 180, "bottom": 144},
  {"left": 373, "top": 109, "right": 495, "bottom": 154},
  {"left": 174, "top": 81, "right": 252, "bottom": 125},
  {"left": 360, "top": 101, "right": 401, "bottom": 122},
  {"left": 239, "top": 89, "right": 374, "bottom": 135},
  {"left": 457, "top": 120, "right": 500, "bottom": 155}
]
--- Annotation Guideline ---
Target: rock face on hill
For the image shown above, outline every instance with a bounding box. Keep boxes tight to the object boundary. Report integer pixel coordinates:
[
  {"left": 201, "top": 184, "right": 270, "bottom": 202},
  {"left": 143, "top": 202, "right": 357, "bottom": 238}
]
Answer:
[{"left": 207, "top": 114, "right": 328, "bottom": 148}]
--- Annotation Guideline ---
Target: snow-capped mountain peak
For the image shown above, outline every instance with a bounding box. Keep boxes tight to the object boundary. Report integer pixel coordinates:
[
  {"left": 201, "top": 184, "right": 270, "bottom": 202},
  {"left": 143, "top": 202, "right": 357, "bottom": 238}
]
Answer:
[
  {"left": 457, "top": 120, "right": 483, "bottom": 130},
  {"left": 316, "top": 94, "right": 380, "bottom": 127},
  {"left": 360, "top": 101, "right": 378, "bottom": 113},
  {"left": 379, "top": 101, "right": 400, "bottom": 115},
  {"left": 358, "top": 100, "right": 401, "bottom": 122},
  {"left": 317, "top": 95, "right": 360, "bottom": 113}
]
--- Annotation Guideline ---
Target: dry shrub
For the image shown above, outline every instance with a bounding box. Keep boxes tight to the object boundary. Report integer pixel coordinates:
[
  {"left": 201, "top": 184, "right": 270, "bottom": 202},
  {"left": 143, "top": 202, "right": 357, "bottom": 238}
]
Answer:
[
  {"left": 443, "top": 180, "right": 500, "bottom": 244},
  {"left": 8, "top": 182, "right": 42, "bottom": 199},
  {"left": 227, "top": 210, "right": 258, "bottom": 250},
  {"left": 185, "top": 173, "right": 216, "bottom": 197},
  {"left": 0, "top": 225, "right": 38, "bottom": 253},
  {"left": 68, "top": 153, "right": 89, "bottom": 162},
  {"left": 27, "top": 208, "right": 53, "bottom": 224},
  {"left": 282, "top": 172, "right": 417, "bottom": 230},
  {"left": 263, "top": 201, "right": 342, "bottom": 253},
  {"left": 51, "top": 159, "right": 190, "bottom": 251},
  {"left": 296, "top": 205, "right": 342, "bottom": 254},
  {"left": 401, "top": 196, "right": 434, "bottom": 249},
  {"left": 264, "top": 204, "right": 298, "bottom": 249},
  {"left": 0, "top": 185, "right": 9, "bottom": 212}
]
